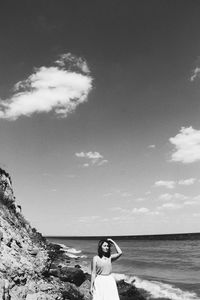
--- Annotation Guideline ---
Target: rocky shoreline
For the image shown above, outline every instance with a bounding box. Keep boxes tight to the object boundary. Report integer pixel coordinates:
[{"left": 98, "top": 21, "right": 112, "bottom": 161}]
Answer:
[
  {"left": 43, "top": 242, "right": 148, "bottom": 300},
  {"left": 0, "top": 168, "right": 151, "bottom": 300}
]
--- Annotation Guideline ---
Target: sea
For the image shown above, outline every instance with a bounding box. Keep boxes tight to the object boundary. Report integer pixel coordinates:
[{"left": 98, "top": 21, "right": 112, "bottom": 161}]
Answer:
[{"left": 47, "top": 235, "right": 200, "bottom": 300}]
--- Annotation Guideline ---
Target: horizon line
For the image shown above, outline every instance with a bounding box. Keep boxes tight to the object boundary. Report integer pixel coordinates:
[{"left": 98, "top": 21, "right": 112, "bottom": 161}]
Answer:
[{"left": 45, "top": 231, "right": 200, "bottom": 238}]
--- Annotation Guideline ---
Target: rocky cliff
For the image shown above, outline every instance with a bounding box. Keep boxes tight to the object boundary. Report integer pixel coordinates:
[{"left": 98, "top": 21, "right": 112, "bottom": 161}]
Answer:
[{"left": 0, "top": 169, "right": 65, "bottom": 299}]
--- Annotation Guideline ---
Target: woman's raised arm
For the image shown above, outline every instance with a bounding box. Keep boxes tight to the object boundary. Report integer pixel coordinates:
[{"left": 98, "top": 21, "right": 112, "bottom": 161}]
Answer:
[{"left": 107, "top": 238, "right": 122, "bottom": 261}]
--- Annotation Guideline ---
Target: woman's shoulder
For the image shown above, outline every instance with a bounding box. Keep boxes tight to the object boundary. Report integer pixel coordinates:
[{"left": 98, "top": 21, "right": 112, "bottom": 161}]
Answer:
[{"left": 92, "top": 255, "right": 99, "bottom": 262}]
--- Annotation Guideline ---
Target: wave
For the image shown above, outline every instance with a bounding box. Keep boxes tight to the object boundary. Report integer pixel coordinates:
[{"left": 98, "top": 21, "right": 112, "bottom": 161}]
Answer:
[
  {"left": 57, "top": 243, "right": 81, "bottom": 253},
  {"left": 57, "top": 243, "right": 85, "bottom": 259},
  {"left": 67, "top": 247, "right": 82, "bottom": 254},
  {"left": 112, "top": 273, "right": 199, "bottom": 300}
]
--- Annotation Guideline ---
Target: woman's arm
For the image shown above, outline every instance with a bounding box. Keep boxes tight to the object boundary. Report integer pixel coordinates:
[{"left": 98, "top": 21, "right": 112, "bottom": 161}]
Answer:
[
  {"left": 90, "top": 256, "right": 97, "bottom": 294},
  {"left": 108, "top": 238, "right": 122, "bottom": 261}
]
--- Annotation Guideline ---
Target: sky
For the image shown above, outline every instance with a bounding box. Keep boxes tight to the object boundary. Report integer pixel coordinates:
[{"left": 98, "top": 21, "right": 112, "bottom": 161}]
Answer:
[{"left": 1, "top": 0, "right": 200, "bottom": 236}]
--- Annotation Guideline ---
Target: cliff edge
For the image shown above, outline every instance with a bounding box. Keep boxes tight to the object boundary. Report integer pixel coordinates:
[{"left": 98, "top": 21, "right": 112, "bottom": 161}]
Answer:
[{"left": 0, "top": 169, "right": 65, "bottom": 299}]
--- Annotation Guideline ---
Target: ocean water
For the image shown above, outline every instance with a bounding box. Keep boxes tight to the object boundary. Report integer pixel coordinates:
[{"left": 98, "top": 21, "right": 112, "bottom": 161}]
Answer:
[{"left": 47, "top": 237, "right": 200, "bottom": 300}]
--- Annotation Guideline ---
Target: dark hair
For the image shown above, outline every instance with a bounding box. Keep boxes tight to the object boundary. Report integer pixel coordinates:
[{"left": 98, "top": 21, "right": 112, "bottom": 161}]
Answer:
[{"left": 97, "top": 239, "right": 111, "bottom": 258}]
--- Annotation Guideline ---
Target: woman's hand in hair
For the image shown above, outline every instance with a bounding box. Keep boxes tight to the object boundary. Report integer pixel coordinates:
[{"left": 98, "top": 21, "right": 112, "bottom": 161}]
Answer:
[{"left": 107, "top": 238, "right": 114, "bottom": 244}]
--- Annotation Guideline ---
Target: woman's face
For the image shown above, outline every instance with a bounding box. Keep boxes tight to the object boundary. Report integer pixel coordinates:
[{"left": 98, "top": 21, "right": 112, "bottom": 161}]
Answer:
[{"left": 101, "top": 242, "right": 109, "bottom": 253}]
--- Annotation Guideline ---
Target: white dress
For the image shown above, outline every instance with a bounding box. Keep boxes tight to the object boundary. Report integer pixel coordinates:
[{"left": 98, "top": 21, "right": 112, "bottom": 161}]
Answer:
[{"left": 93, "top": 256, "right": 120, "bottom": 300}]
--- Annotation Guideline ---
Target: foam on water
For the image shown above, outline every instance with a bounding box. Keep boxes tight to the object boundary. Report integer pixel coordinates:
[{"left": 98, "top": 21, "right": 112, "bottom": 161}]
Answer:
[
  {"left": 113, "top": 273, "right": 199, "bottom": 300},
  {"left": 67, "top": 247, "right": 82, "bottom": 254},
  {"left": 57, "top": 243, "right": 83, "bottom": 258},
  {"left": 57, "top": 243, "right": 81, "bottom": 253}
]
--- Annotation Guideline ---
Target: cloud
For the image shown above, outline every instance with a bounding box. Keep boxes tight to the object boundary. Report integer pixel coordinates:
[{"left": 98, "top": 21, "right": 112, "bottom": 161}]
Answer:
[
  {"left": 111, "top": 206, "right": 149, "bottom": 215},
  {"left": 0, "top": 53, "right": 92, "bottom": 120},
  {"left": 193, "top": 213, "right": 200, "bottom": 217},
  {"left": 148, "top": 144, "right": 156, "bottom": 149},
  {"left": 159, "top": 203, "right": 181, "bottom": 210},
  {"left": 169, "top": 127, "right": 200, "bottom": 163},
  {"left": 110, "top": 206, "right": 149, "bottom": 217},
  {"left": 159, "top": 193, "right": 187, "bottom": 201},
  {"left": 56, "top": 53, "right": 90, "bottom": 74},
  {"left": 178, "top": 178, "right": 196, "bottom": 186},
  {"left": 154, "top": 180, "right": 175, "bottom": 189},
  {"left": 132, "top": 207, "right": 149, "bottom": 214},
  {"left": 193, "top": 195, "right": 200, "bottom": 201},
  {"left": 172, "top": 193, "right": 188, "bottom": 200},
  {"left": 75, "top": 151, "right": 108, "bottom": 167},
  {"left": 121, "top": 192, "right": 132, "bottom": 198},
  {"left": 103, "top": 190, "right": 132, "bottom": 198},
  {"left": 78, "top": 215, "right": 100, "bottom": 223},
  {"left": 83, "top": 163, "right": 90, "bottom": 168},
  {"left": 184, "top": 200, "right": 198, "bottom": 205},
  {"left": 135, "top": 197, "right": 145, "bottom": 202},
  {"left": 190, "top": 67, "right": 200, "bottom": 81},
  {"left": 159, "top": 193, "right": 173, "bottom": 201},
  {"left": 110, "top": 207, "right": 129, "bottom": 214},
  {"left": 103, "top": 192, "right": 113, "bottom": 198}
]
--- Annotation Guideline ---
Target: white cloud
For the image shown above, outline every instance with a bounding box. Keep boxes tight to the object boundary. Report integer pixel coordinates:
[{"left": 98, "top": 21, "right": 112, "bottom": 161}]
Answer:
[
  {"left": 55, "top": 53, "right": 90, "bottom": 74},
  {"left": 159, "top": 203, "right": 181, "bottom": 210},
  {"left": 148, "top": 144, "right": 156, "bottom": 149},
  {"left": 76, "top": 151, "right": 103, "bottom": 160},
  {"left": 132, "top": 207, "right": 149, "bottom": 214},
  {"left": 79, "top": 215, "right": 100, "bottom": 223},
  {"left": 159, "top": 193, "right": 187, "bottom": 201},
  {"left": 75, "top": 151, "right": 108, "bottom": 167},
  {"left": 0, "top": 53, "right": 92, "bottom": 120},
  {"left": 193, "top": 213, "right": 200, "bottom": 217},
  {"left": 190, "top": 67, "right": 200, "bottom": 81},
  {"left": 121, "top": 192, "right": 132, "bottom": 198},
  {"left": 184, "top": 200, "right": 197, "bottom": 205},
  {"left": 159, "top": 193, "right": 173, "bottom": 201},
  {"left": 103, "top": 192, "right": 113, "bottom": 198},
  {"left": 83, "top": 163, "right": 90, "bottom": 168},
  {"left": 178, "top": 178, "right": 196, "bottom": 186},
  {"left": 194, "top": 195, "right": 200, "bottom": 201},
  {"left": 169, "top": 127, "right": 200, "bottom": 163},
  {"left": 154, "top": 180, "right": 175, "bottom": 189},
  {"left": 135, "top": 197, "right": 145, "bottom": 202},
  {"left": 97, "top": 159, "right": 108, "bottom": 166},
  {"left": 173, "top": 193, "right": 188, "bottom": 200},
  {"left": 110, "top": 207, "right": 129, "bottom": 214},
  {"left": 110, "top": 206, "right": 149, "bottom": 215},
  {"left": 103, "top": 190, "right": 132, "bottom": 199}
]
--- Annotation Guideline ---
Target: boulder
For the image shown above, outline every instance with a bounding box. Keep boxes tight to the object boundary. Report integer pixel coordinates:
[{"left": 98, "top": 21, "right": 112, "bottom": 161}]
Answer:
[
  {"left": 59, "top": 267, "right": 85, "bottom": 286},
  {"left": 117, "top": 280, "right": 146, "bottom": 300},
  {"left": 38, "top": 282, "right": 53, "bottom": 292},
  {"left": 79, "top": 280, "right": 92, "bottom": 300},
  {"left": 62, "top": 282, "right": 84, "bottom": 300}
]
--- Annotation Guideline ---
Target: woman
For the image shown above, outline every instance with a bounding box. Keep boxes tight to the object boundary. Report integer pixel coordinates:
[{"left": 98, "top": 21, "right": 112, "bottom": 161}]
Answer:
[{"left": 90, "top": 238, "right": 122, "bottom": 300}]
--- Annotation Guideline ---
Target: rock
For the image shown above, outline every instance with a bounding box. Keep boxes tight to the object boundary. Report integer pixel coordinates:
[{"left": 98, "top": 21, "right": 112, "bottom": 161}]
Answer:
[
  {"left": 26, "top": 292, "right": 56, "bottom": 300},
  {"left": 79, "top": 280, "right": 92, "bottom": 300},
  {"left": 74, "top": 265, "right": 81, "bottom": 269},
  {"left": 38, "top": 282, "right": 53, "bottom": 291},
  {"left": 62, "top": 282, "right": 84, "bottom": 300},
  {"left": 117, "top": 280, "right": 146, "bottom": 300},
  {"left": 12, "top": 285, "right": 28, "bottom": 299},
  {"left": 26, "top": 294, "right": 39, "bottom": 300},
  {"left": 59, "top": 267, "right": 86, "bottom": 286},
  {"left": 28, "top": 248, "right": 39, "bottom": 256}
]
